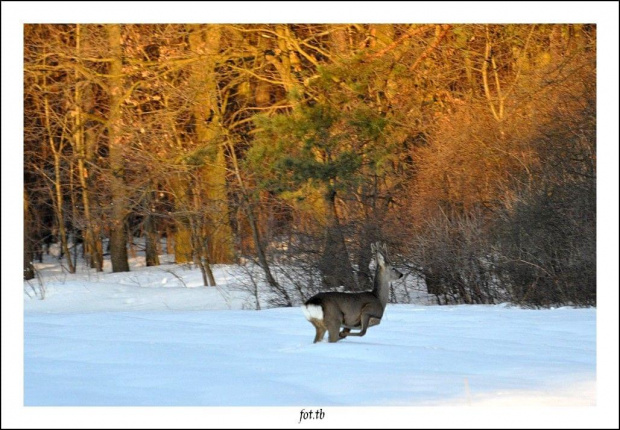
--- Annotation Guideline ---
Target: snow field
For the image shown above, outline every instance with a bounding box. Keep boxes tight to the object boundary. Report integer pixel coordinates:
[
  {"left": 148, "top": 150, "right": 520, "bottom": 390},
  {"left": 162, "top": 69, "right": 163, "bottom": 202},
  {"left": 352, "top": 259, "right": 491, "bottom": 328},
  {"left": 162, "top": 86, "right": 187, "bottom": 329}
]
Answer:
[{"left": 14, "top": 253, "right": 609, "bottom": 429}]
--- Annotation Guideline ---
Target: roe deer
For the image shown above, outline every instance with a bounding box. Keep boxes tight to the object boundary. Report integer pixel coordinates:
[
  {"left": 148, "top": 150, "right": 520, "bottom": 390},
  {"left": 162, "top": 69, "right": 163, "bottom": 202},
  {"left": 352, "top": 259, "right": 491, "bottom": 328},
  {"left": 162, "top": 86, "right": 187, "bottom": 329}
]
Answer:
[{"left": 302, "top": 242, "right": 403, "bottom": 343}]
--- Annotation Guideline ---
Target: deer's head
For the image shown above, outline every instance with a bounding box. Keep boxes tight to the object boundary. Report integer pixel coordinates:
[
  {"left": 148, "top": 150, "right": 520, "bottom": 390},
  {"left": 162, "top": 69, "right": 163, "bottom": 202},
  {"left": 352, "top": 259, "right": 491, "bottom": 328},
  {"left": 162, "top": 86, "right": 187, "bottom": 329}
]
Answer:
[{"left": 372, "top": 242, "right": 403, "bottom": 281}]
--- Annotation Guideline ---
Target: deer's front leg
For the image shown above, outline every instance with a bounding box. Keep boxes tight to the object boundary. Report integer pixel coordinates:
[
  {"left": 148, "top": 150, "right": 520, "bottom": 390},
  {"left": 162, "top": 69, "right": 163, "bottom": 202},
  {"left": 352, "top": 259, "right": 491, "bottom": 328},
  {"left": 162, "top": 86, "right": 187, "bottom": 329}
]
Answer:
[
  {"left": 341, "top": 313, "right": 378, "bottom": 337},
  {"left": 339, "top": 327, "right": 351, "bottom": 338}
]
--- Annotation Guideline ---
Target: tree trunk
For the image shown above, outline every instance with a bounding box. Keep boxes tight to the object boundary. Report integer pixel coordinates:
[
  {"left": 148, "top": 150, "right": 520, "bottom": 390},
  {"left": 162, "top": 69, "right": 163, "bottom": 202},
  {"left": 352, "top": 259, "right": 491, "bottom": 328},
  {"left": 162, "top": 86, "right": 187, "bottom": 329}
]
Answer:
[
  {"left": 74, "top": 24, "right": 103, "bottom": 272},
  {"left": 247, "top": 199, "right": 279, "bottom": 288},
  {"left": 172, "top": 175, "right": 193, "bottom": 264},
  {"left": 318, "top": 188, "right": 356, "bottom": 291},
  {"left": 330, "top": 24, "right": 350, "bottom": 56},
  {"left": 107, "top": 24, "right": 129, "bottom": 272},
  {"left": 190, "top": 217, "right": 216, "bottom": 287},
  {"left": 188, "top": 24, "right": 234, "bottom": 264},
  {"left": 144, "top": 202, "right": 160, "bottom": 267},
  {"left": 164, "top": 224, "right": 172, "bottom": 255},
  {"left": 52, "top": 151, "right": 75, "bottom": 273},
  {"left": 174, "top": 223, "right": 193, "bottom": 264},
  {"left": 42, "top": 54, "right": 75, "bottom": 274},
  {"left": 24, "top": 190, "right": 35, "bottom": 280}
]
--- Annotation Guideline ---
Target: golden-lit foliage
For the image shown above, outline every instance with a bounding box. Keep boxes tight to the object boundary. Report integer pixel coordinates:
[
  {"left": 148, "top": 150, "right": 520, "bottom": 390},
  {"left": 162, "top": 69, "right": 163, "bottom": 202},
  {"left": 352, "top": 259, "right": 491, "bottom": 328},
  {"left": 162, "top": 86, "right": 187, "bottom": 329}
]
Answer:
[{"left": 24, "top": 24, "right": 596, "bottom": 304}]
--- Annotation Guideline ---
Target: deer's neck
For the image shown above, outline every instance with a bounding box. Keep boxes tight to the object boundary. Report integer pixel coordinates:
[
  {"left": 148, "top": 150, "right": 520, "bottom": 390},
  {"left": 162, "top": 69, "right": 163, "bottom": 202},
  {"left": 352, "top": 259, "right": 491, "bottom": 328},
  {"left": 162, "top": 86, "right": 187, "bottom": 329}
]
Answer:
[{"left": 372, "top": 266, "right": 390, "bottom": 308}]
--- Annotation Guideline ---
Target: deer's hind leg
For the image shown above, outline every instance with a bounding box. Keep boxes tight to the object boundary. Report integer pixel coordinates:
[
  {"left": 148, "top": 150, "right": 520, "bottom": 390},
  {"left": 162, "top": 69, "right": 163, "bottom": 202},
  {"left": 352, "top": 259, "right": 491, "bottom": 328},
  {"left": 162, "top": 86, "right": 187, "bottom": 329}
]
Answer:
[
  {"left": 310, "top": 319, "right": 327, "bottom": 343},
  {"left": 327, "top": 324, "right": 341, "bottom": 342},
  {"left": 339, "top": 327, "right": 351, "bottom": 339},
  {"left": 326, "top": 315, "right": 344, "bottom": 343}
]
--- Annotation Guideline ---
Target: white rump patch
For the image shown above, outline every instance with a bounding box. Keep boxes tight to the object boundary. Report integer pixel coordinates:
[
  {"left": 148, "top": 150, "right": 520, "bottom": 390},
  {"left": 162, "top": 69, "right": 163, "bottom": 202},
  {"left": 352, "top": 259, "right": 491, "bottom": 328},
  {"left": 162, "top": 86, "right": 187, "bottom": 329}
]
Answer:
[{"left": 302, "top": 304, "right": 323, "bottom": 321}]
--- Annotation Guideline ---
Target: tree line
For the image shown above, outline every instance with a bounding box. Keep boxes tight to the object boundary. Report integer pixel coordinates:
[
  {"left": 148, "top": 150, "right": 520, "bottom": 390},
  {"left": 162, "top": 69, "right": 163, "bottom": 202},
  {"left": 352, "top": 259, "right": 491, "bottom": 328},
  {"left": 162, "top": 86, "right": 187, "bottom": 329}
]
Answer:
[{"left": 23, "top": 24, "right": 596, "bottom": 307}]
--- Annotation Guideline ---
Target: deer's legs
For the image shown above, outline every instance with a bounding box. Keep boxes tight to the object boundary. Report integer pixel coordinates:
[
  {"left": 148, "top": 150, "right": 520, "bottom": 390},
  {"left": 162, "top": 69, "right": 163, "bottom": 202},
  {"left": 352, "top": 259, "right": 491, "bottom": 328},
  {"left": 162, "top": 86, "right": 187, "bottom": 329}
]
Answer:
[
  {"left": 314, "top": 325, "right": 326, "bottom": 343},
  {"left": 339, "top": 327, "right": 351, "bottom": 339},
  {"left": 327, "top": 319, "right": 343, "bottom": 343},
  {"left": 340, "top": 313, "right": 380, "bottom": 338},
  {"left": 310, "top": 320, "right": 326, "bottom": 343}
]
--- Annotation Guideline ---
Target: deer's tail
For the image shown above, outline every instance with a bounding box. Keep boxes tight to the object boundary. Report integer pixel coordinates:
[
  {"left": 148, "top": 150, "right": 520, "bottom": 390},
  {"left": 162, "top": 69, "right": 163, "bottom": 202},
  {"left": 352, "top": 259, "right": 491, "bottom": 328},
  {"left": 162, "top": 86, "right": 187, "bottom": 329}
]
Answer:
[{"left": 302, "top": 299, "right": 324, "bottom": 322}]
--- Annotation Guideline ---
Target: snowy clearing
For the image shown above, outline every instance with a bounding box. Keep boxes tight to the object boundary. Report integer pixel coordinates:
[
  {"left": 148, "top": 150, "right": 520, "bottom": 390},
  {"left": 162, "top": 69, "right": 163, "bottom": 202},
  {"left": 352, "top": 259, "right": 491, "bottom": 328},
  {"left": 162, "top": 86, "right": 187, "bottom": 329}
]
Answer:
[
  {"left": 23, "top": 256, "right": 596, "bottom": 407},
  {"left": 25, "top": 306, "right": 595, "bottom": 407}
]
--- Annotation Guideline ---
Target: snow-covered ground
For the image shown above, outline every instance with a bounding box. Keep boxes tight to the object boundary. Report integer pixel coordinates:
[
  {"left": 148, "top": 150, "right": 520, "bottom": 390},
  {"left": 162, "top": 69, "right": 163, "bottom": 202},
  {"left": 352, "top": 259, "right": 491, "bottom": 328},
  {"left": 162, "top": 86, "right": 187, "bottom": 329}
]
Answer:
[
  {"left": 25, "top": 305, "right": 596, "bottom": 407},
  {"left": 22, "top": 253, "right": 596, "bottom": 407}
]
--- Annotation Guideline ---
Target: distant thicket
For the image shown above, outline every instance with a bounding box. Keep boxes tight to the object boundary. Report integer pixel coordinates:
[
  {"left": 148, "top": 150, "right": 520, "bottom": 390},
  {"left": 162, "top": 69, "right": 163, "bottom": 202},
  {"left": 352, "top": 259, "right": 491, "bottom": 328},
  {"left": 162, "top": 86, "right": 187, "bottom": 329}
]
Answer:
[{"left": 24, "top": 24, "right": 596, "bottom": 307}]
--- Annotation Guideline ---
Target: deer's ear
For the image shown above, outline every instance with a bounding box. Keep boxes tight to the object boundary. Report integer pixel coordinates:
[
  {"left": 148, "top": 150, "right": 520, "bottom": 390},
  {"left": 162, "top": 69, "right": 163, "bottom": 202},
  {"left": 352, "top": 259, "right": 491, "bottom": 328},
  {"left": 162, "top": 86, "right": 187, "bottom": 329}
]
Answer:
[
  {"left": 376, "top": 250, "right": 385, "bottom": 266},
  {"left": 371, "top": 243, "right": 376, "bottom": 254}
]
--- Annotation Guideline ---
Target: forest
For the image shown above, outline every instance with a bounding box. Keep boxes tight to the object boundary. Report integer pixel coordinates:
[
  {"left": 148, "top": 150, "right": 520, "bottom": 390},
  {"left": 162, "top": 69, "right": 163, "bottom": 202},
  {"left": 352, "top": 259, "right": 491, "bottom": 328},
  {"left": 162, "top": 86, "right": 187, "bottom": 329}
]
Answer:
[{"left": 23, "top": 24, "right": 596, "bottom": 307}]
